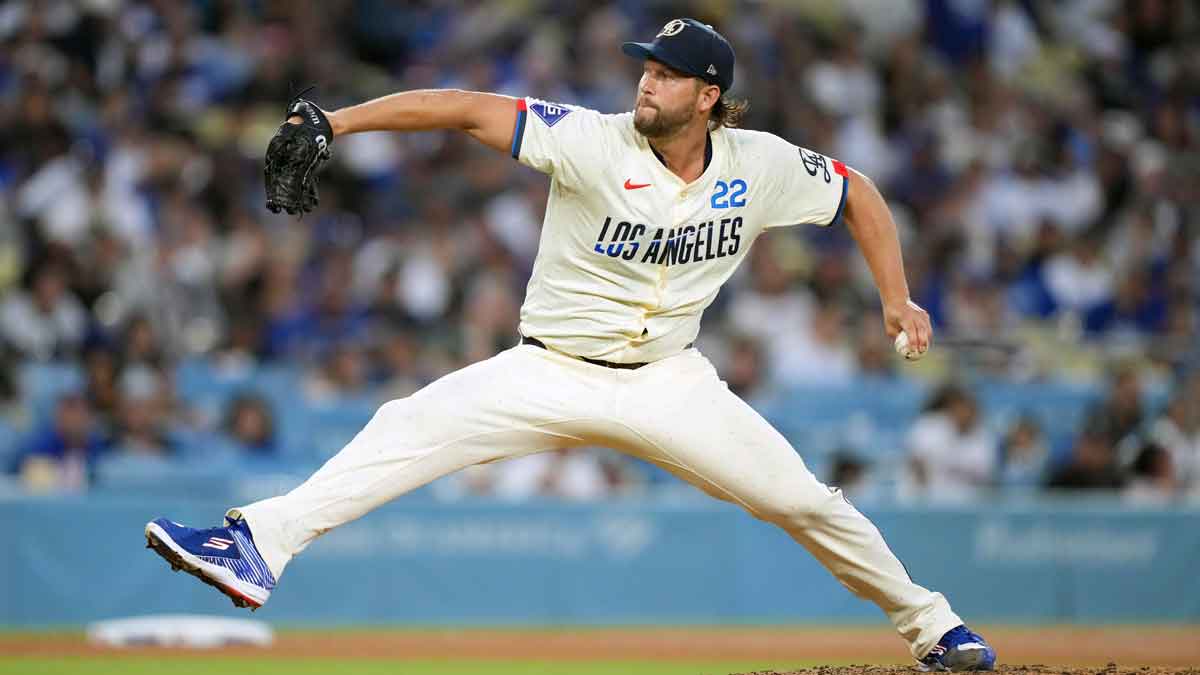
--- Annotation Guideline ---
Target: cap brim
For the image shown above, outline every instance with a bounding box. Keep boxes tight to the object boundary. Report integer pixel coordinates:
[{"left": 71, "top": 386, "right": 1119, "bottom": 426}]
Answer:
[
  {"left": 621, "top": 41, "right": 655, "bottom": 60},
  {"left": 620, "top": 41, "right": 695, "bottom": 80}
]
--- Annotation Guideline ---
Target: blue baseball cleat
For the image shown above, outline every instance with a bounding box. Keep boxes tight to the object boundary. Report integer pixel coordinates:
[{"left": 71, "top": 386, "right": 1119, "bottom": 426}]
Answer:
[
  {"left": 144, "top": 516, "right": 275, "bottom": 610},
  {"left": 919, "top": 625, "right": 997, "bottom": 671}
]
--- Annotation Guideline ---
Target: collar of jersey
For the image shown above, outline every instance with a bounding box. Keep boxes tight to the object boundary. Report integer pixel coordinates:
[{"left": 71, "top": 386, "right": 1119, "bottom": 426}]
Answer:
[
  {"left": 650, "top": 133, "right": 712, "bottom": 173},
  {"left": 639, "top": 126, "right": 722, "bottom": 190}
]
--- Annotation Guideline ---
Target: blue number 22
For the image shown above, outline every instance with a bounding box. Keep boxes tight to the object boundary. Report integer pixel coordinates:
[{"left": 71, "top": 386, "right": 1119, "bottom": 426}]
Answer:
[{"left": 711, "top": 179, "right": 748, "bottom": 209}]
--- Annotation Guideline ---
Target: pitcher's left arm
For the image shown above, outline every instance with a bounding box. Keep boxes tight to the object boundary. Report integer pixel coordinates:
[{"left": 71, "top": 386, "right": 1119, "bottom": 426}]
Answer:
[{"left": 842, "top": 168, "right": 932, "bottom": 354}]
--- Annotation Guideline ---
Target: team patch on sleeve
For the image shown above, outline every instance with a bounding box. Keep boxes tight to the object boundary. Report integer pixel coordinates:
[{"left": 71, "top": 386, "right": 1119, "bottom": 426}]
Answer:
[{"left": 529, "top": 100, "right": 572, "bottom": 127}]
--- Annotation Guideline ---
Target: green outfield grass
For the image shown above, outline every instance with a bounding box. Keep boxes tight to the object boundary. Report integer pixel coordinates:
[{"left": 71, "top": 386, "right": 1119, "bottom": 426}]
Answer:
[{"left": 0, "top": 658, "right": 807, "bottom": 675}]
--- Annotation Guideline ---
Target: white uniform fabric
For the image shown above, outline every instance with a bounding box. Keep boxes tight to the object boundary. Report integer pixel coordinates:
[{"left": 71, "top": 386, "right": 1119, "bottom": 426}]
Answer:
[
  {"left": 232, "top": 98, "right": 961, "bottom": 660},
  {"left": 513, "top": 97, "right": 847, "bottom": 363}
]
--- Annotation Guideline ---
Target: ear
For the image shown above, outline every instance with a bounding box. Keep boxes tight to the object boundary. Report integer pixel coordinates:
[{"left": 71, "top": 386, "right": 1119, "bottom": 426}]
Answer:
[{"left": 697, "top": 83, "right": 721, "bottom": 115}]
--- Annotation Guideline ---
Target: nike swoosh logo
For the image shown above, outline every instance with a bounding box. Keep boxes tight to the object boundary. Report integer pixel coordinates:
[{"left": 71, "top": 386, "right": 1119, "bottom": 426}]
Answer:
[{"left": 624, "top": 179, "right": 651, "bottom": 190}]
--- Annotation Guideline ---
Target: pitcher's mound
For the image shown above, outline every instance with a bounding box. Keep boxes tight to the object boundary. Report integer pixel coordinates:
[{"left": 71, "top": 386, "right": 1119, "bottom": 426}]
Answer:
[{"left": 732, "top": 665, "right": 1200, "bottom": 675}]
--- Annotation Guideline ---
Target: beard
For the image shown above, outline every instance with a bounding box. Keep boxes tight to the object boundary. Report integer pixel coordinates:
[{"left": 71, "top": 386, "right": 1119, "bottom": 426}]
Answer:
[{"left": 633, "top": 100, "right": 694, "bottom": 138}]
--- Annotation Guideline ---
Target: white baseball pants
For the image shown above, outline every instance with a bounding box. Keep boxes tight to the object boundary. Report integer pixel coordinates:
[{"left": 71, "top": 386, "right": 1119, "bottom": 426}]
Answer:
[{"left": 232, "top": 344, "right": 961, "bottom": 658}]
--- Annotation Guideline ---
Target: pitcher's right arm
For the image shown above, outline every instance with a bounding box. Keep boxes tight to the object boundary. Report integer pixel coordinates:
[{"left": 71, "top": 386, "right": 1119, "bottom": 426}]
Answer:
[{"left": 318, "top": 89, "right": 519, "bottom": 154}]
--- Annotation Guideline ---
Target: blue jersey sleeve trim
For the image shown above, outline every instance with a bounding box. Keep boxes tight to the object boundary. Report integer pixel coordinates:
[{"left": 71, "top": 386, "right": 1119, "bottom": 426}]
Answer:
[
  {"left": 827, "top": 172, "right": 848, "bottom": 227},
  {"left": 511, "top": 99, "right": 528, "bottom": 160}
]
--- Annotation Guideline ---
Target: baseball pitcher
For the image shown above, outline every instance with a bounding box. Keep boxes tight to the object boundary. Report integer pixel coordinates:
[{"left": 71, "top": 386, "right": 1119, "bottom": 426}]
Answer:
[{"left": 147, "top": 19, "right": 995, "bottom": 671}]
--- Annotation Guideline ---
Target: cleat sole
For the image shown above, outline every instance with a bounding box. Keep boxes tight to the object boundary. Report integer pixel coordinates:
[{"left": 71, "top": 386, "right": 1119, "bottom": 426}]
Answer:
[
  {"left": 945, "top": 647, "right": 995, "bottom": 671},
  {"left": 919, "top": 645, "right": 996, "bottom": 672},
  {"left": 144, "top": 527, "right": 266, "bottom": 610}
]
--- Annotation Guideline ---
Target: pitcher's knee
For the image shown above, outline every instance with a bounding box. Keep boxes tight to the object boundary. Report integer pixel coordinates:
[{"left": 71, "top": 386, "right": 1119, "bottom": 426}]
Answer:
[
  {"left": 363, "top": 397, "right": 440, "bottom": 451},
  {"left": 751, "top": 490, "right": 831, "bottom": 528},
  {"left": 374, "top": 396, "right": 436, "bottom": 436},
  {"left": 367, "top": 396, "right": 506, "bottom": 466}
]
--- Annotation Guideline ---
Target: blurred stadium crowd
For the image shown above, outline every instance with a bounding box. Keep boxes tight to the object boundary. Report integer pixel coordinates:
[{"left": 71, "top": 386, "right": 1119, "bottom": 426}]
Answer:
[{"left": 0, "top": 0, "right": 1197, "bottom": 504}]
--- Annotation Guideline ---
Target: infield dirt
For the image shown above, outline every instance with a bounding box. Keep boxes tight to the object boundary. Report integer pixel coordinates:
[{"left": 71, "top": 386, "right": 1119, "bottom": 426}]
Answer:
[
  {"left": 2, "top": 625, "right": 1197, "bottom": 671},
  {"left": 734, "top": 662, "right": 1195, "bottom": 667}
]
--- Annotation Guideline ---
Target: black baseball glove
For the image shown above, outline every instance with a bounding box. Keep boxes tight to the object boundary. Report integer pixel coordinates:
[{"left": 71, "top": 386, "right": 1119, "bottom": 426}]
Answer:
[{"left": 264, "top": 89, "right": 333, "bottom": 216}]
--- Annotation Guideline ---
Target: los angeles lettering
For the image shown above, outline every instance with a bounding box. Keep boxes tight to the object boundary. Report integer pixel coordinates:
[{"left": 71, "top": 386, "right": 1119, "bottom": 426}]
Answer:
[{"left": 592, "top": 216, "right": 743, "bottom": 266}]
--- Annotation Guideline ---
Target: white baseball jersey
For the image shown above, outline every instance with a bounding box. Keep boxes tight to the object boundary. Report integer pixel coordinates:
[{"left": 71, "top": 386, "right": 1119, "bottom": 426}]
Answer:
[{"left": 511, "top": 97, "right": 849, "bottom": 363}]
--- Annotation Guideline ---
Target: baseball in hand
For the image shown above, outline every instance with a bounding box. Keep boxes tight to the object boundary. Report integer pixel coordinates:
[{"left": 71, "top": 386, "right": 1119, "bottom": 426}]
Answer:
[{"left": 894, "top": 330, "right": 925, "bottom": 361}]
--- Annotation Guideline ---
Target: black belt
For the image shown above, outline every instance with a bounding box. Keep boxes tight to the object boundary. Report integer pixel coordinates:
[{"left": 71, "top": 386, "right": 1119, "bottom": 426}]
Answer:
[{"left": 521, "top": 336, "right": 690, "bottom": 370}]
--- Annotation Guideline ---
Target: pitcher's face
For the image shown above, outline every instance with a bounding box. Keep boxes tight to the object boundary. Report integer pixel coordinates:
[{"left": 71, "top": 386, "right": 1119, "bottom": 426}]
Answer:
[{"left": 634, "top": 60, "right": 709, "bottom": 138}]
